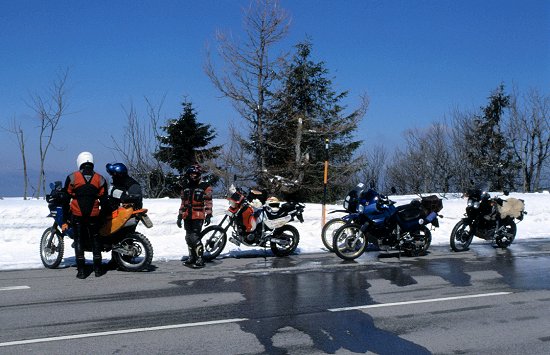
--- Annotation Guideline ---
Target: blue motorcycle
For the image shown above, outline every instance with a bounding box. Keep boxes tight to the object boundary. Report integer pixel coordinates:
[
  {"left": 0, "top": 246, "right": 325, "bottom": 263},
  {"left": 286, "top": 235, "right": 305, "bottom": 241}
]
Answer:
[
  {"left": 321, "top": 183, "right": 379, "bottom": 251},
  {"left": 332, "top": 190, "right": 443, "bottom": 261}
]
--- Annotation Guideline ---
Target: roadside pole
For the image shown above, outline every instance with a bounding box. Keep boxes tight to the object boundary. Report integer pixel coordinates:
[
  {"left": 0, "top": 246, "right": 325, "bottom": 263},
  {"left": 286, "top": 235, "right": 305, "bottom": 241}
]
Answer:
[{"left": 322, "top": 138, "right": 329, "bottom": 226}]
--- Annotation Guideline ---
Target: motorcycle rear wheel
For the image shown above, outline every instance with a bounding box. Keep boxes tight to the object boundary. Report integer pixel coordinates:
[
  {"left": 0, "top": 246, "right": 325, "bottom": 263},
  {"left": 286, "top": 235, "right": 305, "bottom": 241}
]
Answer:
[
  {"left": 40, "top": 227, "right": 64, "bottom": 269},
  {"left": 321, "top": 218, "right": 346, "bottom": 252},
  {"left": 201, "top": 225, "right": 227, "bottom": 261},
  {"left": 450, "top": 220, "right": 474, "bottom": 252},
  {"left": 270, "top": 224, "right": 300, "bottom": 256},
  {"left": 112, "top": 232, "right": 153, "bottom": 272},
  {"left": 495, "top": 220, "right": 517, "bottom": 248},
  {"left": 333, "top": 223, "right": 367, "bottom": 261},
  {"left": 405, "top": 226, "right": 432, "bottom": 256}
]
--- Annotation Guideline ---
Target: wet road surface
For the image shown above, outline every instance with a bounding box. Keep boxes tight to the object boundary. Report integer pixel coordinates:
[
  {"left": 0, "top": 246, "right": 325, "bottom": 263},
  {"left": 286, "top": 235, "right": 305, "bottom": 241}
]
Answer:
[{"left": 1, "top": 238, "right": 550, "bottom": 354}]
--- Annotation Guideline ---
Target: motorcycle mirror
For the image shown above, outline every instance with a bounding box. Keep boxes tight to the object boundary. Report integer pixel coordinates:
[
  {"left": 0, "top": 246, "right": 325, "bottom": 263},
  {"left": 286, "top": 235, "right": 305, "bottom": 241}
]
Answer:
[
  {"left": 390, "top": 187, "right": 397, "bottom": 194},
  {"left": 49, "top": 182, "right": 55, "bottom": 190},
  {"left": 503, "top": 190, "right": 510, "bottom": 196},
  {"left": 369, "top": 180, "right": 375, "bottom": 189}
]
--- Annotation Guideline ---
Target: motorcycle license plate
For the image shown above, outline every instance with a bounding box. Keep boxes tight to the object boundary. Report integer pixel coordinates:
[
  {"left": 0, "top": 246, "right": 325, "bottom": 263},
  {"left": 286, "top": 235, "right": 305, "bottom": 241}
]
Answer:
[{"left": 141, "top": 215, "right": 153, "bottom": 228}]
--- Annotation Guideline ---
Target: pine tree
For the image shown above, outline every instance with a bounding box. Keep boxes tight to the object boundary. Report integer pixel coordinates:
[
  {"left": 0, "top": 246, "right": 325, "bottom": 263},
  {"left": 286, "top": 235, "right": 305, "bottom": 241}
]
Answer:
[
  {"left": 265, "top": 41, "right": 366, "bottom": 202},
  {"left": 155, "top": 100, "right": 221, "bottom": 174},
  {"left": 464, "top": 85, "right": 518, "bottom": 190}
]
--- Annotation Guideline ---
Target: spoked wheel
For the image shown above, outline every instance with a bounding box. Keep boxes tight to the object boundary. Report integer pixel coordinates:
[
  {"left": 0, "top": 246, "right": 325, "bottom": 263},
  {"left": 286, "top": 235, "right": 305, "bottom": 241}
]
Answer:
[
  {"left": 332, "top": 223, "right": 367, "bottom": 261},
  {"left": 112, "top": 232, "right": 153, "bottom": 271},
  {"left": 405, "top": 226, "right": 432, "bottom": 256},
  {"left": 450, "top": 220, "right": 474, "bottom": 252},
  {"left": 495, "top": 220, "right": 517, "bottom": 248},
  {"left": 201, "top": 225, "right": 227, "bottom": 261},
  {"left": 270, "top": 224, "right": 300, "bottom": 256},
  {"left": 40, "top": 227, "right": 65, "bottom": 269},
  {"left": 321, "top": 218, "right": 347, "bottom": 252}
]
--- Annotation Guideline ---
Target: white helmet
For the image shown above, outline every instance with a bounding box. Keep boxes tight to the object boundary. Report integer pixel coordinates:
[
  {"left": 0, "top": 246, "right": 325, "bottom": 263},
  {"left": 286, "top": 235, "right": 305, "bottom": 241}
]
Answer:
[{"left": 76, "top": 151, "right": 94, "bottom": 169}]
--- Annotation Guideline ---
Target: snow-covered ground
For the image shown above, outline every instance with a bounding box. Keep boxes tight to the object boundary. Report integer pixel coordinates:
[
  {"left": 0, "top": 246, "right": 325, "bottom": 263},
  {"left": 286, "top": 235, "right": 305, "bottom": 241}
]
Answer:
[{"left": 0, "top": 192, "right": 548, "bottom": 271}]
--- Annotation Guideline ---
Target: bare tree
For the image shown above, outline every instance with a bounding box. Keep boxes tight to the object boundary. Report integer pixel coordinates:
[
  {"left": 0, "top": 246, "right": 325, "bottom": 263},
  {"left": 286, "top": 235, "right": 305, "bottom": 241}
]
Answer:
[
  {"left": 205, "top": 0, "right": 290, "bottom": 184},
  {"left": 1, "top": 117, "right": 29, "bottom": 199},
  {"left": 206, "top": 124, "right": 257, "bottom": 196},
  {"left": 508, "top": 88, "right": 550, "bottom": 192},
  {"left": 386, "top": 123, "right": 456, "bottom": 195},
  {"left": 355, "top": 144, "right": 387, "bottom": 191},
  {"left": 110, "top": 97, "right": 169, "bottom": 198},
  {"left": 28, "top": 68, "right": 70, "bottom": 198}
]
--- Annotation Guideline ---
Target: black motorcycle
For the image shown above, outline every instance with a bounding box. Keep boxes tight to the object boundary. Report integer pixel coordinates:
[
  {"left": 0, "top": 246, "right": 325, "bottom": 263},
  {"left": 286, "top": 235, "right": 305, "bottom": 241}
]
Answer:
[
  {"left": 201, "top": 186, "right": 305, "bottom": 260},
  {"left": 40, "top": 181, "right": 154, "bottom": 271},
  {"left": 450, "top": 189, "right": 526, "bottom": 251}
]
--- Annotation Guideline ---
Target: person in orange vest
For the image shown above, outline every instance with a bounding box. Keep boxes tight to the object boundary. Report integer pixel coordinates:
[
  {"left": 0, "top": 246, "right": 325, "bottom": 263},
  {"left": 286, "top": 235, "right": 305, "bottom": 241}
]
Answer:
[
  {"left": 64, "top": 152, "right": 109, "bottom": 279},
  {"left": 177, "top": 164, "right": 213, "bottom": 268}
]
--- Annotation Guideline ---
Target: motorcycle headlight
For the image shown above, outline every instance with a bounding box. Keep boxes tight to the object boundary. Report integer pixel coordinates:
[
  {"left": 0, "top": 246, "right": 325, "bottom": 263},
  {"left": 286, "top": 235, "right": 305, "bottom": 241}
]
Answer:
[
  {"left": 358, "top": 205, "right": 364, "bottom": 213},
  {"left": 473, "top": 202, "right": 480, "bottom": 209}
]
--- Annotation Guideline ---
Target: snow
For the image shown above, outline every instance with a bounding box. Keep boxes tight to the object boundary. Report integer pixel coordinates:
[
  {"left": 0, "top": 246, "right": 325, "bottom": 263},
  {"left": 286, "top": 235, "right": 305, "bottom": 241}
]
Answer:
[{"left": 0, "top": 192, "right": 548, "bottom": 271}]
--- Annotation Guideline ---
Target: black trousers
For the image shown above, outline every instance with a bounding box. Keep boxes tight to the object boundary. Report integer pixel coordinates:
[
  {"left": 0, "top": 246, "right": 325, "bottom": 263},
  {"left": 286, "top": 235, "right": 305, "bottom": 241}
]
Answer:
[
  {"left": 184, "top": 219, "right": 204, "bottom": 248},
  {"left": 72, "top": 216, "right": 102, "bottom": 266}
]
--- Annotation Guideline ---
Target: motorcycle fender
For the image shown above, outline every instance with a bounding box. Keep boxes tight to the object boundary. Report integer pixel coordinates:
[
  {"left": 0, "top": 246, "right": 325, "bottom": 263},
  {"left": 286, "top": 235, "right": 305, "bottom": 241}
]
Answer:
[
  {"left": 431, "top": 217, "right": 439, "bottom": 228},
  {"left": 140, "top": 214, "right": 153, "bottom": 228}
]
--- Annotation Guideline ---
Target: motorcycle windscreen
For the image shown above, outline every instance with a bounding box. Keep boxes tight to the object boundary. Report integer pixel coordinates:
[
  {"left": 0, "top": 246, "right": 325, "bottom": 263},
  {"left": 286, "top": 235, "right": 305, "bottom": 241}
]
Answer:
[{"left": 99, "top": 206, "right": 133, "bottom": 236}]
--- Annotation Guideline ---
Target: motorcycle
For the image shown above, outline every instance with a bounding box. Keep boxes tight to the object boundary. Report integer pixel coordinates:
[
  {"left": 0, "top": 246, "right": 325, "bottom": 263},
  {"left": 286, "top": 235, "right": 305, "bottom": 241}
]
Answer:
[
  {"left": 321, "top": 182, "right": 380, "bottom": 252},
  {"left": 450, "top": 188, "right": 526, "bottom": 251},
  {"left": 332, "top": 190, "right": 443, "bottom": 261},
  {"left": 40, "top": 181, "right": 154, "bottom": 271},
  {"left": 201, "top": 185, "right": 305, "bottom": 260}
]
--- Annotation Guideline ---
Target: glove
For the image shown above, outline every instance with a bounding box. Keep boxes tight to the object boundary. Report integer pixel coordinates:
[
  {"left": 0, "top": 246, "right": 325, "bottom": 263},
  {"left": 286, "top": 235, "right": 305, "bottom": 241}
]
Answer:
[
  {"left": 204, "top": 214, "right": 212, "bottom": 226},
  {"left": 61, "top": 223, "right": 69, "bottom": 232},
  {"left": 176, "top": 215, "right": 182, "bottom": 228}
]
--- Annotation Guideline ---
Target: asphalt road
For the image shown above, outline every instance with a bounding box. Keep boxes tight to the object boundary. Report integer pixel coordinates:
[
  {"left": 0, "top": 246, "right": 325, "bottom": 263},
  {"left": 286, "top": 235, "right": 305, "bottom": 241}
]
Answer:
[{"left": 1, "top": 239, "right": 550, "bottom": 354}]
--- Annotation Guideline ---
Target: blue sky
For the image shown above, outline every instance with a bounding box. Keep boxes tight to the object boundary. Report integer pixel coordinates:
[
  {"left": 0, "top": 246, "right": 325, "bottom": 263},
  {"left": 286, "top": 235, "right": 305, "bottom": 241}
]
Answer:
[{"left": 0, "top": 0, "right": 548, "bottom": 195}]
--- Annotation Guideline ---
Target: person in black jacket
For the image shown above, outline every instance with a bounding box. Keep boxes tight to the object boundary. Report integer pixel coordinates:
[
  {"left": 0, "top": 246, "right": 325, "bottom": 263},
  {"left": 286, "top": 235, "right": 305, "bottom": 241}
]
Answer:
[
  {"left": 105, "top": 162, "right": 143, "bottom": 270},
  {"left": 105, "top": 163, "right": 143, "bottom": 209}
]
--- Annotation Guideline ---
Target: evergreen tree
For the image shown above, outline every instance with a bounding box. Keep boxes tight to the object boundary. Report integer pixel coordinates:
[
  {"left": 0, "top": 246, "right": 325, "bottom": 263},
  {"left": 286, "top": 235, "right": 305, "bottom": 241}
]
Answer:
[
  {"left": 464, "top": 85, "right": 518, "bottom": 190},
  {"left": 266, "top": 41, "right": 366, "bottom": 202},
  {"left": 155, "top": 100, "right": 221, "bottom": 175}
]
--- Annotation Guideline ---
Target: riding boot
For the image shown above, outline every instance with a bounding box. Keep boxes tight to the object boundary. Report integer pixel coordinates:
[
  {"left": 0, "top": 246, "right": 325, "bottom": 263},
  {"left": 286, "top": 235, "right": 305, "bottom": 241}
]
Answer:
[
  {"left": 93, "top": 256, "right": 103, "bottom": 277},
  {"left": 184, "top": 247, "right": 196, "bottom": 266},
  {"left": 76, "top": 256, "right": 86, "bottom": 279},
  {"left": 194, "top": 244, "right": 205, "bottom": 268}
]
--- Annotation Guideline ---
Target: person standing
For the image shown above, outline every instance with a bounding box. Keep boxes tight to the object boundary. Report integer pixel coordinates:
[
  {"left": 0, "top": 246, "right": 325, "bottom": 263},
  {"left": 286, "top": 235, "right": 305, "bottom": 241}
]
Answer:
[
  {"left": 177, "top": 164, "right": 212, "bottom": 268},
  {"left": 64, "top": 152, "right": 108, "bottom": 278}
]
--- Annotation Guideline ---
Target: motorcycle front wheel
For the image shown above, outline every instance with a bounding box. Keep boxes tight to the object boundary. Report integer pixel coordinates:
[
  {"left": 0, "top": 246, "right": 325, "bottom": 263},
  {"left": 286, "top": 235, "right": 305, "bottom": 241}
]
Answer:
[
  {"left": 332, "top": 223, "right": 367, "bottom": 261},
  {"left": 495, "top": 220, "right": 517, "bottom": 248},
  {"left": 112, "top": 232, "right": 153, "bottom": 271},
  {"left": 201, "top": 225, "right": 227, "bottom": 261},
  {"left": 321, "top": 218, "right": 347, "bottom": 252},
  {"left": 450, "top": 220, "right": 474, "bottom": 252},
  {"left": 40, "top": 227, "right": 64, "bottom": 269},
  {"left": 270, "top": 224, "right": 300, "bottom": 256}
]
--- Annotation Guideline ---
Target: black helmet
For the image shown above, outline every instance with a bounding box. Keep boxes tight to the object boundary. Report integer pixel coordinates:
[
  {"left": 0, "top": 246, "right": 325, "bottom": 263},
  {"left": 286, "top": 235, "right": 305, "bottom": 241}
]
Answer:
[
  {"left": 185, "top": 164, "right": 202, "bottom": 181},
  {"left": 106, "top": 163, "right": 128, "bottom": 176}
]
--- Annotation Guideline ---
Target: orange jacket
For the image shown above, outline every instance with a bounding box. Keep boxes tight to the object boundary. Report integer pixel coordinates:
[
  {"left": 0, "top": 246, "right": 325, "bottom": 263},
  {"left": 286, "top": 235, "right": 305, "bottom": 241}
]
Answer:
[
  {"left": 65, "top": 170, "right": 107, "bottom": 217},
  {"left": 179, "top": 181, "right": 213, "bottom": 220}
]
